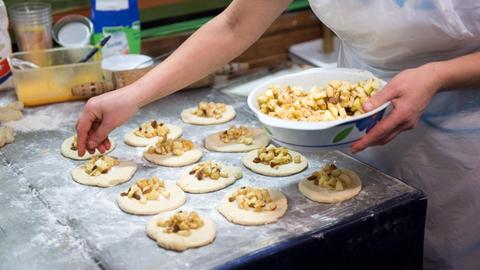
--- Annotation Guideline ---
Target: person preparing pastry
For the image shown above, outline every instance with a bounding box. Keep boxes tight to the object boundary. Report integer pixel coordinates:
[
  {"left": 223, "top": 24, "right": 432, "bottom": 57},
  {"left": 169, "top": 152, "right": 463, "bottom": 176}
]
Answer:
[{"left": 76, "top": 1, "right": 480, "bottom": 269}]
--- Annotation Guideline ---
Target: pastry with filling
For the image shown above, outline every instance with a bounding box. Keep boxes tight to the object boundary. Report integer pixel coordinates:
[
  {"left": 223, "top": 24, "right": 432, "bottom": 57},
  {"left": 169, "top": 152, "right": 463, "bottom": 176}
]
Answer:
[
  {"left": 143, "top": 135, "right": 202, "bottom": 167},
  {"left": 147, "top": 210, "right": 216, "bottom": 251},
  {"left": 71, "top": 155, "right": 137, "bottom": 187},
  {"left": 118, "top": 176, "right": 186, "bottom": 215},
  {"left": 298, "top": 163, "right": 362, "bottom": 203},
  {"left": 205, "top": 125, "right": 269, "bottom": 152},
  {"left": 177, "top": 161, "right": 243, "bottom": 193},
  {"left": 123, "top": 120, "right": 182, "bottom": 147},
  {"left": 242, "top": 145, "right": 307, "bottom": 176},
  {"left": 218, "top": 186, "right": 287, "bottom": 225},
  {"left": 61, "top": 135, "right": 116, "bottom": 160},
  {"left": 181, "top": 101, "right": 236, "bottom": 125}
]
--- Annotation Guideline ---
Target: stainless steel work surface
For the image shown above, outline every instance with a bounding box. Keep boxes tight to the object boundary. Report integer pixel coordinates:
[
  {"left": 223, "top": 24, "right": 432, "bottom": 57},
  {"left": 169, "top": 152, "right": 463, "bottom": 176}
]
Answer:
[{"left": 0, "top": 88, "right": 418, "bottom": 270}]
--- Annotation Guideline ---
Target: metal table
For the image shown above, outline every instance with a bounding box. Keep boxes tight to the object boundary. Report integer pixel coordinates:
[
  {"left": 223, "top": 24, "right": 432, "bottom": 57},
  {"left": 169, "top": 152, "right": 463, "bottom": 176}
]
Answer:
[{"left": 0, "top": 87, "right": 426, "bottom": 270}]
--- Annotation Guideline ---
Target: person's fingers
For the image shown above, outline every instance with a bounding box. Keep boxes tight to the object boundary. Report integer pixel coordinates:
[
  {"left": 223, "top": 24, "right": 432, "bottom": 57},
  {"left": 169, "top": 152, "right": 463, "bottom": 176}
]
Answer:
[
  {"left": 104, "top": 138, "right": 111, "bottom": 150},
  {"left": 377, "top": 116, "right": 418, "bottom": 146},
  {"left": 362, "top": 84, "right": 400, "bottom": 112},
  {"left": 374, "top": 126, "right": 404, "bottom": 146},
  {"left": 350, "top": 110, "right": 405, "bottom": 153},
  {"left": 87, "top": 119, "right": 114, "bottom": 151},
  {"left": 76, "top": 111, "right": 95, "bottom": 157},
  {"left": 87, "top": 147, "right": 96, "bottom": 155},
  {"left": 97, "top": 143, "right": 106, "bottom": 154},
  {"left": 86, "top": 120, "right": 101, "bottom": 152},
  {"left": 97, "top": 137, "right": 111, "bottom": 153}
]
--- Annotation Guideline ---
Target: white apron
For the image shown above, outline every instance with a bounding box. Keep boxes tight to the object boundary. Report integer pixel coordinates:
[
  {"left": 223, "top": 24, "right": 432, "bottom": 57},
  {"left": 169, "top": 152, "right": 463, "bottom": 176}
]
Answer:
[{"left": 308, "top": 1, "right": 480, "bottom": 269}]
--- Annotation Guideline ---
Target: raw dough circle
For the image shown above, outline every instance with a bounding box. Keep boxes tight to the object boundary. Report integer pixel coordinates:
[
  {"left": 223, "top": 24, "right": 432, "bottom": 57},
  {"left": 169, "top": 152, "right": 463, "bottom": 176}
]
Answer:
[
  {"left": 242, "top": 149, "right": 308, "bottom": 177},
  {"left": 123, "top": 123, "right": 183, "bottom": 147},
  {"left": 204, "top": 127, "right": 270, "bottom": 153},
  {"left": 181, "top": 105, "right": 236, "bottom": 125},
  {"left": 217, "top": 188, "right": 288, "bottom": 226},
  {"left": 177, "top": 164, "right": 242, "bottom": 193},
  {"left": 61, "top": 136, "right": 116, "bottom": 160},
  {"left": 298, "top": 169, "right": 362, "bottom": 203},
  {"left": 71, "top": 160, "right": 137, "bottom": 187},
  {"left": 144, "top": 148, "right": 203, "bottom": 167},
  {"left": 118, "top": 182, "right": 186, "bottom": 215},
  {"left": 146, "top": 211, "right": 216, "bottom": 251}
]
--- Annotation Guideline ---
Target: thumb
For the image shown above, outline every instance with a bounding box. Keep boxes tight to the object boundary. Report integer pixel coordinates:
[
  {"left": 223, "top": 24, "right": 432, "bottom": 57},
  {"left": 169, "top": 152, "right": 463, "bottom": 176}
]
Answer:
[{"left": 362, "top": 85, "right": 398, "bottom": 112}]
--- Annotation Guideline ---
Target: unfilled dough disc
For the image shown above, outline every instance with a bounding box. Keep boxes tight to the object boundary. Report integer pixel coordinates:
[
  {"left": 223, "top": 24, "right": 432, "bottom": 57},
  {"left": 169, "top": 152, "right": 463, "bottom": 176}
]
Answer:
[
  {"left": 146, "top": 211, "right": 216, "bottom": 251},
  {"left": 181, "top": 105, "right": 236, "bottom": 125},
  {"left": 123, "top": 123, "right": 183, "bottom": 147},
  {"left": 177, "top": 164, "right": 242, "bottom": 193},
  {"left": 118, "top": 182, "right": 186, "bottom": 215},
  {"left": 218, "top": 188, "right": 288, "bottom": 226},
  {"left": 298, "top": 169, "right": 362, "bottom": 203},
  {"left": 144, "top": 148, "right": 203, "bottom": 167},
  {"left": 71, "top": 160, "right": 137, "bottom": 187},
  {"left": 204, "top": 127, "right": 270, "bottom": 153},
  {"left": 242, "top": 149, "right": 308, "bottom": 177},
  {"left": 61, "top": 135, "right": 116, "bottom": 160}
]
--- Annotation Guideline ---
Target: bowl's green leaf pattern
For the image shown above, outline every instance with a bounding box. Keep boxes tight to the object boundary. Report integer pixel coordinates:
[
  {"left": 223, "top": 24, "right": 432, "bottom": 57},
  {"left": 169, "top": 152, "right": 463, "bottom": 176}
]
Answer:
[{"left": 333, "top": 126, "right": 353, "bottom": 143}]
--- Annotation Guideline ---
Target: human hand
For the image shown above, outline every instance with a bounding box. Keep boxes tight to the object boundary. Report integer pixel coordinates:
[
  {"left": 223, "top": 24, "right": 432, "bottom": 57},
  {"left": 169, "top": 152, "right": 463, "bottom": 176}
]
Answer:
[
  {"left": 350, "top": 64, "right": 443, "bottom": 154},
  {"left": 76, "top": 88, "right": 139, "bottom": 156}
]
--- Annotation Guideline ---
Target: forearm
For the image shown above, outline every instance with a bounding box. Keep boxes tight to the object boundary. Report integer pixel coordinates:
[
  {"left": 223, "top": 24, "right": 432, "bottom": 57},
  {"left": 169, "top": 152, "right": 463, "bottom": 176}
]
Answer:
[
  {"left": 428, "top": 52, "right": 480, "bottom": 91},
  {"left": 127, "top": 0, "right": 291, "bottom": 107}
]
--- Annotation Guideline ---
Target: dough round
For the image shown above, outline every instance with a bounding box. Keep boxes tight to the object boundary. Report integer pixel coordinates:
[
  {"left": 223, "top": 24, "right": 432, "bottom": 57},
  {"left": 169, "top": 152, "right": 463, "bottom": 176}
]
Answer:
[
  {"left": 146, "top": 211, "right": 216, "bottom": 251},
  {"left": 181, "top": 105, "right": 236, "bottom": 125},
  {"left": 118, "top": 182, "right": 186, "bottom": 215},
  {"left": 242, "top": 149, "right": 308, "bottom": 177},
  {"left": 298, "top": 169, "right": 362, "bottom": 203},
  {"left": 71, "top": 160, "right": 137, "bottom": 187},
  {"left": 123, "top": 123, "right": 183, "bottom": 147},
  {"left": 205, "top": 127, "right": 270, "bottom": 153},
  {"left": 61, "top": 136, "right": 116, "bottom": 160},
  {"left": 217, "top": 188, "right": 288, "bottom": 226},
  {"left": 144, "top": 148, "right": 203, "bottom": 167},
  {"left": 177, "top": 164, "right": 243, "bottom": 193}
]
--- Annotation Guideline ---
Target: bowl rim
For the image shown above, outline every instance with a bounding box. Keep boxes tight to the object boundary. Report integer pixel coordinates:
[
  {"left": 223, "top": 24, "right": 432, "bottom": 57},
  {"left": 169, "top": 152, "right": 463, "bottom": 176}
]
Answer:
[
  {"left": 101, "top": 54, "right": 153, "bottom": 72},
  {"left": 247, "top": 67, "right": 390, "bottom": 130}
]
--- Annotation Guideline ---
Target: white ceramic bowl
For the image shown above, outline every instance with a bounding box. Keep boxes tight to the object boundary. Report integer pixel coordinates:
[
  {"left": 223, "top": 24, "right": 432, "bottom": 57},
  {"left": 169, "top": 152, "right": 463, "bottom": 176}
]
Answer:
[
  {"left": 101, "top": 54, "right": 153, "bottom": 80},
  {"left": 247, "top": 68, "right": 390, "bottom": 152}
]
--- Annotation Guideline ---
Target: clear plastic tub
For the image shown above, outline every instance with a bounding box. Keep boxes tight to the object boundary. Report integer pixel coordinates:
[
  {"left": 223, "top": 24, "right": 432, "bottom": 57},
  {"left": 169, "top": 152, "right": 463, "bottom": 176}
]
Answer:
[
  {"left": 8, "top": 46, "right": 102, "bottom": 106},
  {"left": 8, "top": 2, "right": 53, "bottom": 51}
]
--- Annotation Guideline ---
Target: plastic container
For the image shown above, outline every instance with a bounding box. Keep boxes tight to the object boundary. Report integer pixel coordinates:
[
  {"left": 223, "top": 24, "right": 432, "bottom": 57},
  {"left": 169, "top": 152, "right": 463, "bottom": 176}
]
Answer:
[
  {"left": 8, "top": 46, "right": 103, "bottom": 106},
  {"left": 8, "top": 2, "right": 53, "bottom": 52},
  {"left": 247, "top": 68, "right": 390, "bottom": 152}
]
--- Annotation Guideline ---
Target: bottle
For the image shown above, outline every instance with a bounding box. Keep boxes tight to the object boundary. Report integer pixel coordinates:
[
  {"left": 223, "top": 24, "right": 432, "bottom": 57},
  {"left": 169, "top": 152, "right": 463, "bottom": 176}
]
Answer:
[
  {"left": 90, "top": 0, "right": 141, "bottom": 58},
  {"left": 0, "top": 0, "right": 13, "bottom": 91}
]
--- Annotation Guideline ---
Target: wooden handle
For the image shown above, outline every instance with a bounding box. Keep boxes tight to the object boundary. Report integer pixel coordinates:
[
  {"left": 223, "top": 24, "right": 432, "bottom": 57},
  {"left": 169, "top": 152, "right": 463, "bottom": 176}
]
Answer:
[
  {"left": 112, "top": 67, "right": 154, "bottom": 88},
  {"left": 215, "top": 63, "right": 249, "bottom": 75},
  {"left": 71, "top": 81, "right": 115, "bottom": 97},
  {"left": 113, "top": 66, "right": 214, "bottom": 90}
]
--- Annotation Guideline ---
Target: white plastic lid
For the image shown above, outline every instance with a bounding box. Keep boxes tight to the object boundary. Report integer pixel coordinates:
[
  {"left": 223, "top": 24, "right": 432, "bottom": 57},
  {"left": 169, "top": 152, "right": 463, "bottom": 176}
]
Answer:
[{"left": 58, "top": 22, "right": 90, "bottom": 47}]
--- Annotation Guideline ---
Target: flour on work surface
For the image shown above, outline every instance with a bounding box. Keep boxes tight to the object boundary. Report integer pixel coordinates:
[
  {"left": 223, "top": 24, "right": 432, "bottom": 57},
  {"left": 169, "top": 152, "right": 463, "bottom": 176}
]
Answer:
[{"left": 4, "top": 102, "right": 82, "bottom": 132}]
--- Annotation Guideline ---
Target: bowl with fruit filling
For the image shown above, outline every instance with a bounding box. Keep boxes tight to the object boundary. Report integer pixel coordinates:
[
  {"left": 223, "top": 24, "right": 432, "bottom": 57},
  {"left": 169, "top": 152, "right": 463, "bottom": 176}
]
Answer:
[{"left": 247, "top": 68, "right": 390, "bottom": 151}]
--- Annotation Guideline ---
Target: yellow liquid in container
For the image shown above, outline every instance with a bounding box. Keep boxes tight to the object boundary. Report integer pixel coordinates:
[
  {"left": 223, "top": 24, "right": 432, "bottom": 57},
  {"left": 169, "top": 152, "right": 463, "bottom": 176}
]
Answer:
[{"left": 9, "top": 47, "right": 103, "bottom": 106}]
